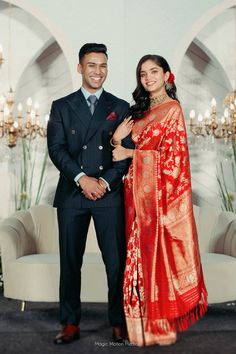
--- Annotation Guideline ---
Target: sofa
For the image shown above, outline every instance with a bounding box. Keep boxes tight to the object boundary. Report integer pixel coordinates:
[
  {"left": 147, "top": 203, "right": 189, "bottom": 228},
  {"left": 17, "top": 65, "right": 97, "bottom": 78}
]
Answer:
[
  {"left": 193, "top": 204, "right": 236, "bottom": 303},
  {"left": 0, "top": 204, "right": 236, "bottom": 307},
  {"left": 0, "top": 204, "right": 107, "bottom": 307}
]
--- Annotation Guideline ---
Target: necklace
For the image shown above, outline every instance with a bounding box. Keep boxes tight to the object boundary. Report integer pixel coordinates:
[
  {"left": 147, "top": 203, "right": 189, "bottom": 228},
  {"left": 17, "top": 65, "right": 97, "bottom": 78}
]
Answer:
[{"left": 150, "top": 93, "right": 168, "bottom": 107}]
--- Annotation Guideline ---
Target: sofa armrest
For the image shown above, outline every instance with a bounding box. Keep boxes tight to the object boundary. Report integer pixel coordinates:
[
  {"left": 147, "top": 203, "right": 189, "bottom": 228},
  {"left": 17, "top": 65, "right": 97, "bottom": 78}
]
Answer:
[
  {"left": 0, "top": 217, "right": 36, "bottom": 271},
  {"left": 223, "top": 219, "right": 236, "bottom": 257}
]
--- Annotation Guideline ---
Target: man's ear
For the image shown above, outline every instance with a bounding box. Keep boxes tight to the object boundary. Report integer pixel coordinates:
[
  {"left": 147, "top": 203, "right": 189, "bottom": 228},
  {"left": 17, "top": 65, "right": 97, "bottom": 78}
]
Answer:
[{"left": 77, "top": 63, "right": 82, "bottom": 74}]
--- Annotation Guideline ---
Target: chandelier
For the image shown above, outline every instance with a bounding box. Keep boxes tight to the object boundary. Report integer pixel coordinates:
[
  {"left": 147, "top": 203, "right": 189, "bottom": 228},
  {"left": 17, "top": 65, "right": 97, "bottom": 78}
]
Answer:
[
  {"left": 0, "top": 90, "right": 49, "bottom": 148},
  {"left": 0, "top": 3, "right": 48, "bottom": 148},
  {"left": 189, "top": 91, "right": 236, "bottom": 140}
]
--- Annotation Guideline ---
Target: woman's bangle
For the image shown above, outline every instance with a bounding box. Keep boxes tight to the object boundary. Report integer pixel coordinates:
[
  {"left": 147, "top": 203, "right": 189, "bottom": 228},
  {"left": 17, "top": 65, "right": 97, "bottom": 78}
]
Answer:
[{"left": 110, "top": 138, "right": 121, "bottom": 147}]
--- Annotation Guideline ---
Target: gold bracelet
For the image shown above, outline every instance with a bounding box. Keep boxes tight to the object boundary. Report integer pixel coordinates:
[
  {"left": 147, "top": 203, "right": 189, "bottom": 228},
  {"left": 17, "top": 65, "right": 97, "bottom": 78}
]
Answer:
[{"left": 110, "top": 138, "right": 120, "bottom": 147}]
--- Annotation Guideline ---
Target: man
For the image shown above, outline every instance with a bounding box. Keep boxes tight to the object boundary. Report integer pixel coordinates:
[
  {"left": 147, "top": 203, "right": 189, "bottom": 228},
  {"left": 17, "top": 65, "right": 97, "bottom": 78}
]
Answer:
[{"left": 47, "top": 43, "right": 133, "bottom": 345}]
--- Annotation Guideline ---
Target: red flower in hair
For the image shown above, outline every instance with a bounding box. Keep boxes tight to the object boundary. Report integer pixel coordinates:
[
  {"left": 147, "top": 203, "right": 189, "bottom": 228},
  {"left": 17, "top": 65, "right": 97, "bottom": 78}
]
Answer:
[{"left": 168, "top": 72, "right": 175, "bottom": 84}]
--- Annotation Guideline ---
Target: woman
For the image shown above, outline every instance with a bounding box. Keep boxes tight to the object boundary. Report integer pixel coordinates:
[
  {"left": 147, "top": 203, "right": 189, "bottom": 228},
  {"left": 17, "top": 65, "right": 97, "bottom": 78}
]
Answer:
[{"left": 111, "top": 55, "right": 208, "bottom": 346}]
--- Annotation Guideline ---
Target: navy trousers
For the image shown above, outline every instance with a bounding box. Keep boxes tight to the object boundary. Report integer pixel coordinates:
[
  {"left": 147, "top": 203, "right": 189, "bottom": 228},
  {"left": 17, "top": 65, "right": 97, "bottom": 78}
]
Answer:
[{"left": 57, "top": 206, "right": 126, "bottom": 326}]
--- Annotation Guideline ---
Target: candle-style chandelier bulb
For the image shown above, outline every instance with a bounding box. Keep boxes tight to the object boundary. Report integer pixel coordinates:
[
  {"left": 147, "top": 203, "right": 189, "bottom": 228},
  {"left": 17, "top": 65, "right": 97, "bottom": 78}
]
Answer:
[
  {"left": 17, "top": 103, "right": 23, "bottom": 114},
  {"left": 221, "top": 116, "right": 226, "bottom": 124},
  {"left": 211, "top": 98, "right": 216, "bottom": 107},
  {"left": 0, "top": 95, "right": 5, "bottom": 106},
  {"left": 205, "top": 110, "right": 210, "bottom": 118},
  {"left": 27, "top": 97, "right": 32, "bottom": 105},
  {"left": 189, "top": 109, "right": 196, "bottom": 119},
  {"left": 224, "top": 108, "right": 229, "bottom": 118},
  {"left": 4, "top": 106, "right": 10, "bottom": 117},
  {"left": 197, "top": 114, "right": 203, "bottom": 122}
]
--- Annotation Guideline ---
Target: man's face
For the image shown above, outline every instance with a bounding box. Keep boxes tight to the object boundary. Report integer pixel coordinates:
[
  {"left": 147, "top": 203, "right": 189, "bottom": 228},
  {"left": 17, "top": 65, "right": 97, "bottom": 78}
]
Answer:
[{"left": 77, "top": 52, "right": 108, "bottom": 93}]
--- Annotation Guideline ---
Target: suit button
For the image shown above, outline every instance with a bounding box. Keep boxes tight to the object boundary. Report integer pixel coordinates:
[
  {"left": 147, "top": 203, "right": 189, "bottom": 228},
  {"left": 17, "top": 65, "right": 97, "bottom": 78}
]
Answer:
[
  {"left": 98, "top": 145, "right": 103, "bottom": 150},
  {"left": 81, "top": 165, "right": 83, "bottom": 169},
  {"left": 99, "top": 165, "right": 103, "bottom": 170},
  {"left": 83, "top": 145, "right": 87, "bottom": 149}
]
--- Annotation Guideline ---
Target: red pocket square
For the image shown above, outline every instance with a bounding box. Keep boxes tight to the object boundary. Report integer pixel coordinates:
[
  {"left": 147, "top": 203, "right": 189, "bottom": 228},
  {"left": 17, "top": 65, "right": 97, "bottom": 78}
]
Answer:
[{"left": 106, "top": 112, "right": 117, "bottom": 121}]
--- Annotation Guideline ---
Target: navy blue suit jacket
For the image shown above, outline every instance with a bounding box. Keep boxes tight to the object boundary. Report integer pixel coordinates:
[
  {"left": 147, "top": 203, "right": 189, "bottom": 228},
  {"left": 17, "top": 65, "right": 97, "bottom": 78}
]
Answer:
[{"left": 47, "top": 89, "right": 134, "bottom": 209}]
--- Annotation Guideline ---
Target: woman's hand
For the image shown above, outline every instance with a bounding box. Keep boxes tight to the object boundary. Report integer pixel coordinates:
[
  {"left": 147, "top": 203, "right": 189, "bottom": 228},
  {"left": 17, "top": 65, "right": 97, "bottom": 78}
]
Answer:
[
  {"left": 112, "top": 116, "right": 134, "bottom": 145},
  {"left": 112, "top": 145, "right": 133, "bottom": 161}
]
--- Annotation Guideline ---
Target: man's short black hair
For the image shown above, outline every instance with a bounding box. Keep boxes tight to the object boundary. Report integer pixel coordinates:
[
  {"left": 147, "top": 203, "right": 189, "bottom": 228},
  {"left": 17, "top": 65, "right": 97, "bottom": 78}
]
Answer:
[{"left": 78, "top": 43, "right": 108, "bottom": 62}]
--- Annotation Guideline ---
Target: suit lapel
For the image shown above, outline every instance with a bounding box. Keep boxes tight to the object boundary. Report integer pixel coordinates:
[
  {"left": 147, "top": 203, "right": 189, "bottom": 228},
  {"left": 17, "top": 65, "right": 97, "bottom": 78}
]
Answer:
[
  {"left": 84, "top": 90, "right": 113, "bottom": 143},
  {"left": 66, "top": 89, "right": 91, "bottom": 131}
]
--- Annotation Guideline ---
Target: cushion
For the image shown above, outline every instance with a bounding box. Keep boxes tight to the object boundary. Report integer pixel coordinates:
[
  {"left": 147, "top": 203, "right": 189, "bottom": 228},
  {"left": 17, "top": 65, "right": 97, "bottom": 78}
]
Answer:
[{"left": 201, "top": 253, "right": 236, "bottom": 303}]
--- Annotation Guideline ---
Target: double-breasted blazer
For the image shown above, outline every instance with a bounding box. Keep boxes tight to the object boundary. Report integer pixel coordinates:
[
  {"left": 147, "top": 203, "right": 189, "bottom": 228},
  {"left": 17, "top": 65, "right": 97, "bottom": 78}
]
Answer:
[{"left": 47, "top": 89, "right": 134, "bottom": 209}]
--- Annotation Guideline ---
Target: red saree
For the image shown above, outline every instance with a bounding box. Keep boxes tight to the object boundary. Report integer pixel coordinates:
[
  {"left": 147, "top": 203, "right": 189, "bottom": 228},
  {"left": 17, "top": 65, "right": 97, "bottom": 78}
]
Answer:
[{"left": 123, "top": 100, "right": 208, "bottom": 346}]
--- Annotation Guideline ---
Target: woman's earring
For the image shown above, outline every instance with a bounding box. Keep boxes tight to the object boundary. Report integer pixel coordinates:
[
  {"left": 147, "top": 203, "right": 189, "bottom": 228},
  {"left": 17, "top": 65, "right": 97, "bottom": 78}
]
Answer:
[{"left": 165, "top": 81, "right": 172, "bottom": 91}]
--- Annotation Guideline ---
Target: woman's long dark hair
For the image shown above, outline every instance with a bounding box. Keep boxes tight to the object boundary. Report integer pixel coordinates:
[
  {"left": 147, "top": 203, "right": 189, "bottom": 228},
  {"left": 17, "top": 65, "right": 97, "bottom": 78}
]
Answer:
[{"left": 130, "top": 54, "right": 179, "bottom": 119}]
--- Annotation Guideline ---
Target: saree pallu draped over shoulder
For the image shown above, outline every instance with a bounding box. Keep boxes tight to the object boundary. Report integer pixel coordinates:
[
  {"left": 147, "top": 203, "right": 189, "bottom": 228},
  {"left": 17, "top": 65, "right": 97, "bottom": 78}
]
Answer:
[{"left": 123, "top": 101, "right": 208, "bottom": 347}]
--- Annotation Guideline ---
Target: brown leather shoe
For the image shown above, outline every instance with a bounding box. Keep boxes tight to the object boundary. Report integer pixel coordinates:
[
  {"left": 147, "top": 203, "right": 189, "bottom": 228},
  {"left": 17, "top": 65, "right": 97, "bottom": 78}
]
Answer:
[
  {"left": 54, "top": 324, "right": 80, "bottom": 345},
  {"left": 112, "top": 324, "right": 128, "bottom": 343}
]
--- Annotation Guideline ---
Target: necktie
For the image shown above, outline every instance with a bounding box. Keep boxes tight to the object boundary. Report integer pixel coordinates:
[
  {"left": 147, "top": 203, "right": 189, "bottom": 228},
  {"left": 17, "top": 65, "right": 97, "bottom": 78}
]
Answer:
[{"left": 87, "top": 95, "right": 98, "bottom": 115}]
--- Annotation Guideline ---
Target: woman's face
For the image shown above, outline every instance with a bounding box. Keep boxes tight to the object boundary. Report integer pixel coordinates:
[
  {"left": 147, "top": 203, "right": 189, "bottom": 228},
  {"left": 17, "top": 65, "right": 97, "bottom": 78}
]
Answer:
[{"left": 140, "top": 59, "right": 169, "bottom": 97}]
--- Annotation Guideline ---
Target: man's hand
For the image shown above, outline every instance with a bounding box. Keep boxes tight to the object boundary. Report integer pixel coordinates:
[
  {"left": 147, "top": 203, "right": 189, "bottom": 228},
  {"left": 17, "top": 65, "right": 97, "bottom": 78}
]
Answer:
[
  {"left": 79, "top": 176, "right": 106, "bottom": 200},
  {"left": 98, "top": 179, "right": 108, "bottom": 190}
]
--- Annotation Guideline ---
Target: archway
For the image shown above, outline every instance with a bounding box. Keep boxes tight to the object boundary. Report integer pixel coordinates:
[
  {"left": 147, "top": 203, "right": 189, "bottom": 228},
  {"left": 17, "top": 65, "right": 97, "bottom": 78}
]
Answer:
[
  {"left": 173, "top": 0, "right": 236, "bottom": 76},
  {"left": 5, "top": 0, "right": 78, "bottom": 89}
]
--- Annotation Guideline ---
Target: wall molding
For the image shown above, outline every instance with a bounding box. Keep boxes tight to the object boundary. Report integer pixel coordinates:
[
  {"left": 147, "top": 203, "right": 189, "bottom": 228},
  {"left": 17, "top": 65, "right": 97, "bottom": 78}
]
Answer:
[
  {"left": 5, "top": 0, "right": 78, "bottom": 89},
  {"left": 173, "top": 0, "right": 236, "bottom": 77}
]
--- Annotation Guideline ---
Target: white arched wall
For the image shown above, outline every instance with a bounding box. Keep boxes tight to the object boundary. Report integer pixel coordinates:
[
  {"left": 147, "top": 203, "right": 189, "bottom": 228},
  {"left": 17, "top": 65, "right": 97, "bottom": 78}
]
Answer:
[
  {"left": 7, "top": 0, "right": 78, "bottom": 89},
  {"left": 194, "top": 38, "right": 232, "bottom": 92},
  {"left": 3, "top": 0, "right": 227, "bottom": 103},
  {"left": 174, "top": 0, "right": 236, "bottom": 208},
  {"left": 173, "top": 0, "right": 236, "bottom": 77}
]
